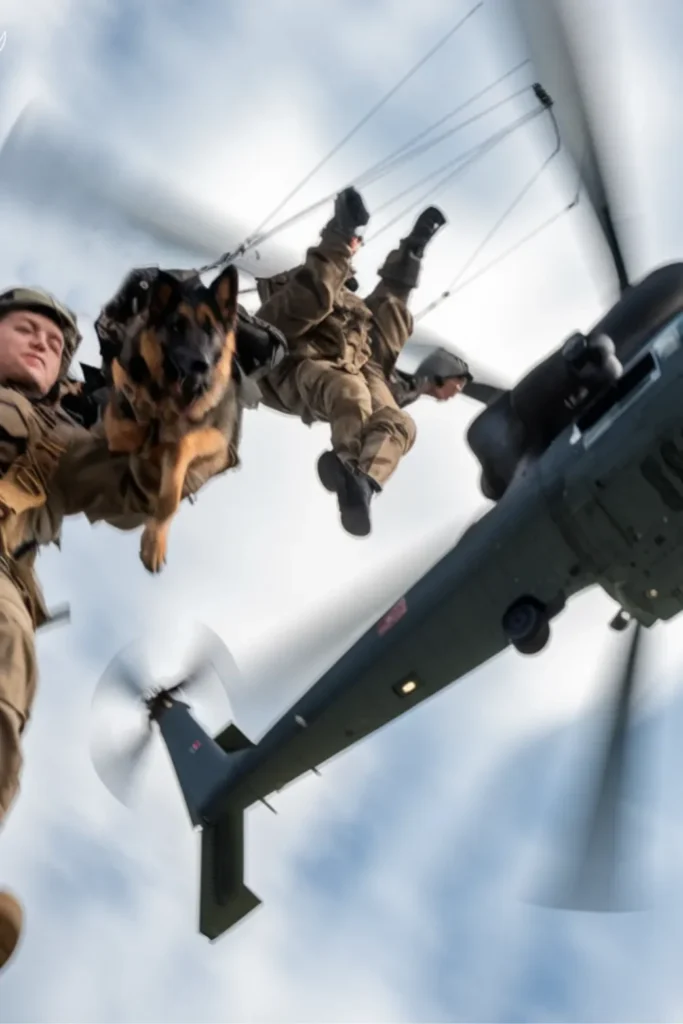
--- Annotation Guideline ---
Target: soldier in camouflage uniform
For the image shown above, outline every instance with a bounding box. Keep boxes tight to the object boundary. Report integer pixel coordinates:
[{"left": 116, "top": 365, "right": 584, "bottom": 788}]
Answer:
[
  {"left": 256, "top": 187, "right": 450, "bottom": 537},
  {"left": 0, "top": 286, "right": 203, "bottom": 972}
]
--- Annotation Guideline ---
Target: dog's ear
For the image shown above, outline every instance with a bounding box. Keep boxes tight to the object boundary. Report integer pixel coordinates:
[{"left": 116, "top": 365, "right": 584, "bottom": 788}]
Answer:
[
  {"left": 147, "top": 271, "right": 183, "bottom": 325},
  {"left": 208, "top": 264, "right": 239, "bottom": 326}
]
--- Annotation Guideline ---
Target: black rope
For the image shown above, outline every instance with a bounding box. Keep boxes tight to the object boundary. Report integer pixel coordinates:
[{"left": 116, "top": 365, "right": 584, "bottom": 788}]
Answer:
[
  {"left": 427, "top": 190, "right": 580, "bottom": 302},
  {"left": 354, "top": 57, "right": 531, "bottom": 186},
  {"left": 416, "top": 103, "right": 563, "bottom": 321},
  {"left": 242, "top": 2, "right": 484, "bottom": 245},
  {"left": 211, "top": 83, "right": 539, "bottom": 266},
  {"left": 364, "top": 106, "right": 543, "bottom": 244}
]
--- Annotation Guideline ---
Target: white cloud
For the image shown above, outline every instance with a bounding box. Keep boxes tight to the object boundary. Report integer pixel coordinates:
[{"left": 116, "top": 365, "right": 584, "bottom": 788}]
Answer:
[{"left": 1, "top": 1, "right": 683, "bottom": 1021}]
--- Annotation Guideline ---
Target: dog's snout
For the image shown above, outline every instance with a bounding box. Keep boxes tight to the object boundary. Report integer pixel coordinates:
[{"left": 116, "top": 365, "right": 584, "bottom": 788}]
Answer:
[
  {"left": 190, "top": 356, "right": 211, "bottom": 376},
  {"left": 172, "top": 346, "right": 211, "bottom": 379}
]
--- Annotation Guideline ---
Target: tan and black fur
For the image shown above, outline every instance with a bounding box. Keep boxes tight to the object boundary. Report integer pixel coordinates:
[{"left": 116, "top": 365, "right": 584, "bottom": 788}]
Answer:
[{"left": 98, "top": 263, "right": 241, "bottom": 573}]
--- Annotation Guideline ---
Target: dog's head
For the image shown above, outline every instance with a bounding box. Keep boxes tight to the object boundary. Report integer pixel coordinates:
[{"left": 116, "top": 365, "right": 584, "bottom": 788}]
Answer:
[
  {"left": 98, "top": 263, "right": 240, "bottom": 418},
  {"left": 142, "top": 264, "right": 239, "bottom": 411}
]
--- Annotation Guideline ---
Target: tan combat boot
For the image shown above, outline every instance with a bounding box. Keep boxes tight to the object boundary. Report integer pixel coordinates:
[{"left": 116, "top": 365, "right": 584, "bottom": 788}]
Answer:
[{"left": 0, "top": 889, "right": 22, "bottom": 970}]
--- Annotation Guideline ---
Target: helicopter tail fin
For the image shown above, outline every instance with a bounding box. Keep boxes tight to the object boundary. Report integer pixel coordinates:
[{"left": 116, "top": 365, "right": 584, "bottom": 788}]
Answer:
[
  {"left": 199, "top": 808, "right": 262, "bottom": 940},
  {"left": 198, "top": 721, "right": 262, "bottom": 940}
]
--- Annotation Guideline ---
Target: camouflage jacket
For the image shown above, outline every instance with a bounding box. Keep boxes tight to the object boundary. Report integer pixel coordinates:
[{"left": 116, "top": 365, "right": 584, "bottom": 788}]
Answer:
[
  {"left": 0, "top": 383, "right": 164, "bottom": 628},
  {"left": 255, "top": 222, "right": 376, "bottom": 374}
]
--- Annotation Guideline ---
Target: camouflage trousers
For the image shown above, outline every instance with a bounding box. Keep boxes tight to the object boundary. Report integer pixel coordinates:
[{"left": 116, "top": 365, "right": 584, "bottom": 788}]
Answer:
[
  {"left": 260, "top": 357, "right": 417, "bottom": 487},
  {"left": 0, "top": 571, "right": 37, "bottom": 826}
]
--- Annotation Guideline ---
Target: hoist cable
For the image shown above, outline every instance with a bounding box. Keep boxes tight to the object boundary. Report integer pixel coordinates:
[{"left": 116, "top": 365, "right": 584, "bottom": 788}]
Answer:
[
  {"left": 364, "top": 106, "right": 543, "bottom": 244},
  {"left": 416, "top": 108, "right": 563, "bottom": 321},
  {"left": 360, "top": 57, "right": 531, "bottom": 182},
  {"left": 205, "top": 83, "right": 539, "bottom": 269},
  {"left": 241, "top": 2, "right": 484, "bottom": 245},
  {"left": 358, "top": 84, "right": 532, "bottom": 189},
  {"left": 431, "top": 189, "right": 580, "bottom": 302}
]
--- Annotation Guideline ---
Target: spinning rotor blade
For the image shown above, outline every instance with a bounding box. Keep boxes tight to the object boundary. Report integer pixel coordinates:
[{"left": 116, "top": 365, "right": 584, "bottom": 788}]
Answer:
[
  {"left": 90, "top": 643, "right": 157, "bottom": 806},
  {"left": 2, "top": 103, "right": 506, "bottom": 402},
  {"left": 542, "top": 621, "right": 646, "bottom": 911},
  {"left": 515, "top": 0, "right": 631, "bottom": 292},
  {"left": 90, "top": 721, "right": 154, "bottom": 808},
  {"left": 0, "top": 103, "right": 293, "bottom": 278},
  {"left": 167, "top": 625, "right": 244, "bottom": 720},
  {"left": 92, "top": 646, "right": 151, "bottom": 707}
]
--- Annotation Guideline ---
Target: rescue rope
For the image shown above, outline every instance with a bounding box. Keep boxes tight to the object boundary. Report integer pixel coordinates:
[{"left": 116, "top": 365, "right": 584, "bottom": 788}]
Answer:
[
  {"left": 363, "top": 105, "right": 544, "bottom": 244},
  {"left": 415, "top": 102, "right": 563, "bottom": 321},
  {"left": 198, "top": 80, "right": 542, "bottom": 273},
  {"left": 427, "top": 188, "right": 580, "bottom": 302},
  {"left": 242, "top": 2, "right": 484, "bottom": 245},
  {"left": 356, "top": 84, "right": 532, "bottom": 193},
  {"left": 359, "top": 57, "right": 530, "bottom": 183}
]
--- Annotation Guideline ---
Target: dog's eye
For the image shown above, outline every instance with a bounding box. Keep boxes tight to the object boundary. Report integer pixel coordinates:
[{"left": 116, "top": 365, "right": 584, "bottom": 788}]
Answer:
[{"left": 171, "top": 315, "right": 189, "bottom": 335}]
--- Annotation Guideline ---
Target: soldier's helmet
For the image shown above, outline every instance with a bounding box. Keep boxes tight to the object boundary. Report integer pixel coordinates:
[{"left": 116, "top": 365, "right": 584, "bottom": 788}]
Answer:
[
  {"left": 414, "top": 346, "right": 473, "bottom": 385},
  {"left": 0, "top": 286, "right": 81, "bottom": 378}
]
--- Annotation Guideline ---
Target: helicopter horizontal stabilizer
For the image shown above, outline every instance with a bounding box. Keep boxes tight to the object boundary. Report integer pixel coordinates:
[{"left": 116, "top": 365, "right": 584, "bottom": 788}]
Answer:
[{"left": 199, "top": 808, "right": 262, "bottom": 941}]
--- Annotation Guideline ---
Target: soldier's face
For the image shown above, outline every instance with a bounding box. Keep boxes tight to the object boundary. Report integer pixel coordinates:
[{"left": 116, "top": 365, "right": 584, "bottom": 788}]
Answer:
[
  {"left": 0, "top": 309, "right": 64, "bottom": 395},
  {"left": 431, "top": 377, "right": 467, "bottom": 401}
]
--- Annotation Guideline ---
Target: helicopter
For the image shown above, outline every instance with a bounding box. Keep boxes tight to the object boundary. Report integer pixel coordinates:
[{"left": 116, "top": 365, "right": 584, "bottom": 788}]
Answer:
[{"left": 2, "top": 0, "right": 680, "bottom": 940}]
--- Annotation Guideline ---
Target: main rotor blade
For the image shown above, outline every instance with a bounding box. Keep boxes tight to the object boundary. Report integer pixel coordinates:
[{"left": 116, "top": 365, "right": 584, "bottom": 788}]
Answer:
[
  {"left": 0, "top": 103, "right": 294, "bottom": 278},
  {"left": 547, "top": 622, "right": 645, "bottom": 911},
  {"left": 514, "top": 0, "right": 630, "bottom": 292}
]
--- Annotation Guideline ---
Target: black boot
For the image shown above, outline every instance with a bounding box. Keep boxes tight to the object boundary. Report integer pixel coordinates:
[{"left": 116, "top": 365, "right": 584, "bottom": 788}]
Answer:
[
  {"left": 406, "top": 206, "right": 447, "bottom": 258},
  {"left": 332, "top": 187, "right": 370, "bottom": 241},
  {"left": 317, "top": 450, "right": 379, "bottom": 537},
  {"left": 377, "top": 206, "right": 447, "bottom": 292}
]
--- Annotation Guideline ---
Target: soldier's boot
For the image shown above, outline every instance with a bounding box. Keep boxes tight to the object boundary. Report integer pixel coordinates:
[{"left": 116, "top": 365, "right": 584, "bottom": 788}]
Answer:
[
  {"left": 0, "top": 889, "right": 22, "bottom": 971},
  {"left": 332, "top": 187, "right": 371, "bottom": 242},
  {"left": 378, "top": 206, "right": 447, "bottom": 290},
  {"left": 317, "top": 450, "right": 380, "bottom": 537},
  {"left": 407, "top": 206, "right": 447, "bottom": 258}
]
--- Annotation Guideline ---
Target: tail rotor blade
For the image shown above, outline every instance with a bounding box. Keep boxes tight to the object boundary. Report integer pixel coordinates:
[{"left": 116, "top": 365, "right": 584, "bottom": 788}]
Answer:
[
  {"left": 90, "top": 720, "right": 154, "bottom": 807},
  {"left": 168, "top": 625, "right": 244, "bottom": 718},
  {"left": 92, "top": 645, "right": 153, "bottom": 708}
]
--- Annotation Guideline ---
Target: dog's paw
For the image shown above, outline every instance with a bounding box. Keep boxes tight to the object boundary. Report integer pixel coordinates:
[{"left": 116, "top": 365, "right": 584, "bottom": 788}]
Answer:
[{"left": 140, "top": 523, "right": 167, "bottom": 574}]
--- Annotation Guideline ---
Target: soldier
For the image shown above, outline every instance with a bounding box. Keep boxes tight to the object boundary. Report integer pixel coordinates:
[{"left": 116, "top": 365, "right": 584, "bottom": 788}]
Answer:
[
  {"left": 0, "top": 286, "right": 205, "bottom": 972},
  {"left": 256, "top": 187, "right": 448, "bottom": 537},
  {"left": 389, "top": 347, "right": 473, "bottom": 408}
]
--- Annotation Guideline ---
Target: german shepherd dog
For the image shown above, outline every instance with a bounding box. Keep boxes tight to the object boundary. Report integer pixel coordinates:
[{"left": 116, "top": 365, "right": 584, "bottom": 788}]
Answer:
[{"left": 95, "top": 263, "right": 241, "bottom": 573}]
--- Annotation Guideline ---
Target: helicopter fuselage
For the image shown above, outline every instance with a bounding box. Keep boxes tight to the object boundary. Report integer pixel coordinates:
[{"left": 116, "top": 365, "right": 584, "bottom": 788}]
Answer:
[
  {"left": 466, "top": 262, "right": 683, "bottom": 502},
  {"left": 210, "top": 276, "right": 683, "bottom": 811},
  {"left": 197, "top": 264, "right": 683, "bottom": 942}
]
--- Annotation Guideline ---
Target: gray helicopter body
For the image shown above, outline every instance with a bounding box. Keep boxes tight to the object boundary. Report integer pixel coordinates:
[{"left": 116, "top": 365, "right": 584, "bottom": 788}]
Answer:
[{"left": 192, "top": 262, "right": 683, "bottom": 940}]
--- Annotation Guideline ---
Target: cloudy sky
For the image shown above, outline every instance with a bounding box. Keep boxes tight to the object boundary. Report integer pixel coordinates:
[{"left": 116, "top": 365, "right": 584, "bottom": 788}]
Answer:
[{"left": 2, "top": 0, "right": 683, "bottom": 1020}]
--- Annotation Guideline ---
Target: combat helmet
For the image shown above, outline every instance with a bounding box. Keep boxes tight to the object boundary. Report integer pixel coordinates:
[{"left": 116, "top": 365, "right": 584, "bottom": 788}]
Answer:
[
  {"left": 413, "top": 346, "right": 473, "bottom": 386},
  {"left": 0, "top": 286, "right": 81, "bottom": 379}
]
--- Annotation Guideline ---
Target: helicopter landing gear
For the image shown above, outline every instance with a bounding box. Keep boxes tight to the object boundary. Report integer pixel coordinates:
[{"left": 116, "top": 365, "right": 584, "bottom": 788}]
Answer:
[{"left": 502, "top": 596, "right": 550, "bottom": 655}]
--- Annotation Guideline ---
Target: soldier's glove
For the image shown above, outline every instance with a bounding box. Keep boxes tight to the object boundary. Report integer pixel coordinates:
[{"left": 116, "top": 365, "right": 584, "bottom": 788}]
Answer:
[
  {"left": 408, "top": 206, "right": 447, "bottom": 258},
  {"left": 333, "top": 187, "right": 370, "bottom": 240}
]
